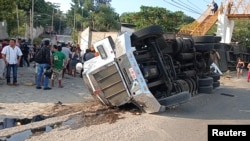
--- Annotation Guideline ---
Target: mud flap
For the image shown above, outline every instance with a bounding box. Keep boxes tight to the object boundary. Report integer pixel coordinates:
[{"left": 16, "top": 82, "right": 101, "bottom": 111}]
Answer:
[{"left": 158, "top": 91, "right": 191, "bottom": 107}]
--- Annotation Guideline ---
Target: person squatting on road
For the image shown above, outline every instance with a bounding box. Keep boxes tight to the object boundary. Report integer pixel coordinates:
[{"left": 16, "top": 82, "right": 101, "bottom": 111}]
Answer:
[
  {"left": 51, "top": 45, "right": 66, "bottom": 88},
  {"left": 1, "top": 38, "right": 23, "bottom": 86},
  {"left": 35, "top": 40, "right": 52, "bottom": 90}
]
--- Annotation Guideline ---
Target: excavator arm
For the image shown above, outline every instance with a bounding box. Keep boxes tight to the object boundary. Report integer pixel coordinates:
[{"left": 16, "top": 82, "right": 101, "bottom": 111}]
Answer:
[
  {"left": 178, "top": 6, "right": 220, "bottom": 36},
  {"left": 178, "top": 0, "right": 250, "bottom": 43}
]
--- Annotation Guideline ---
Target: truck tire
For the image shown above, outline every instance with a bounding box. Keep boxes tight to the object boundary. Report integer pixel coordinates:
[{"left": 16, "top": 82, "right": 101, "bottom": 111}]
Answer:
[
  {"left": 176, "top": 79, "right": 190, "bottom": 92},
  {"left": 192, "top": 35, "right": 215, "bottom": 43},
  {"left": 209, "top": 73, "right": 220, "bottom": 82},
  {"left": 131, "top": 25, "right": 164, "bottom": 46},
  {"left": 184, "top": 79, "right": 193, "bottom": 94},
  {"left": 198, "top": 85, "right": 213, "bottom": 94},
  {"left": 158, "top": 91, "right": 191, "bottom": 107},
  {"left": 217, "top": 44, "right": 228, "bottom": 72},
  {"left": 198, "top": 76, "right": 213, "bottom": 86},
  {"left": 214, "top": 36, "right": 222, "bottom": 43},
  {"left": 213, "top": 81, "right": 220, "bottom": 88},
  {"left": 194, "top": 43, "right": 214, "bottom": 52},
  {"left": 190, "top": 78, "right": 198, "bottom": 96},
  {"left": 214, "top": 43, "right": 222, "bottom": 49}
]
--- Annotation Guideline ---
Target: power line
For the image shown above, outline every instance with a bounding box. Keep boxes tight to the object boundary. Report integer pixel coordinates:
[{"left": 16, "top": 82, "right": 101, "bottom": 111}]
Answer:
[
  {"left": 163, "top": 0, "right": 201, "bottom": 15},
  {"left": 172, "top": 0, "right": 202, "bottom": 14},
  {"left": 203, "top": 0, "right": 211, "bottom": 4},
  {"left": 185, "top": 0, "right": 204, "bottom": 12}
]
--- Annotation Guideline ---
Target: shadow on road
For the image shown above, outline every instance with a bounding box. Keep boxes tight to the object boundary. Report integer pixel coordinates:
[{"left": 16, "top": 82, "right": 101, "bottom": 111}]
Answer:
[{"left": 157, "top": 86, "right": 250, "bottom": 120}]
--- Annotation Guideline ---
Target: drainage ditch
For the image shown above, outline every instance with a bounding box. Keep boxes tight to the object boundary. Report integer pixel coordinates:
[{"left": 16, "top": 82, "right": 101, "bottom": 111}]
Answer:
[{"left": 0, "top": 103, "right": 141, "bottom": 141}]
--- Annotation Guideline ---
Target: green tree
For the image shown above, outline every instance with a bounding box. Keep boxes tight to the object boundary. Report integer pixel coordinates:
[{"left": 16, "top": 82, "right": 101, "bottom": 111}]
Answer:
[
  {"left": 0, "top": 0, "right": 66, "bottom": 37},
  {"left": 67, "top": 0, "right": 119, "bottom": 37},
  {"left": 232, "top": 20, "right": 250, "bottom": 46},
  {"left": 120, "top": 6, "right": 194, "bottom": 32}
]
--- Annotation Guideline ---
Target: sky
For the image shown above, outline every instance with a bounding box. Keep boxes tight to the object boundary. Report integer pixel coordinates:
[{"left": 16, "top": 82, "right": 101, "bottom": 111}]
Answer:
[{"left": 45, "top": 0, "right": 222, "bottom": 19}]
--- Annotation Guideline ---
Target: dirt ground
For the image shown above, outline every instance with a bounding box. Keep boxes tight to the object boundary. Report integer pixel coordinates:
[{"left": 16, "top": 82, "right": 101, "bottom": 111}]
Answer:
[{"left": 0, "top": 67, "right": 250, "bottom": 141}]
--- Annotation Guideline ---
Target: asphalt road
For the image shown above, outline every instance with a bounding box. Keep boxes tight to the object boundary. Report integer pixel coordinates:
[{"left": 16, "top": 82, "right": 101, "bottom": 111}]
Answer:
[
  {"left": 151, "top": 77, "right": 250, "bottom": 141},
  {"left": 1, "top": 68, "right": 250, "bottom": 141}
]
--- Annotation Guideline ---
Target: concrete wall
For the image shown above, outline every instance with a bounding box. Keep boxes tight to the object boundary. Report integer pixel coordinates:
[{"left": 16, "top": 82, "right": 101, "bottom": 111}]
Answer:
[
  {"left": 78, "top": 27, "right": 118, "bottom": 56},
  {"left": 25, "top": 25, "right": 44, "bottom": 40}
]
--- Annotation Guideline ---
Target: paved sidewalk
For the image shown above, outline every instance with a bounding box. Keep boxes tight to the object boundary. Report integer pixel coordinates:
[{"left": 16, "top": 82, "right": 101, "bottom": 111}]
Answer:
[
  {"left": 0, "top": 65, "right": 92, "bottom": 103},
  {"left": 0, "top": 65, "right": 93, "bottom": 120}
]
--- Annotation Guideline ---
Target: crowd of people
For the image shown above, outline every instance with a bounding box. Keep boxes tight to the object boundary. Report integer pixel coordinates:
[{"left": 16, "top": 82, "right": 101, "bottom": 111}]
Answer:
[{"left": 0, "top": 38, "right": 97, "bottom": 90}]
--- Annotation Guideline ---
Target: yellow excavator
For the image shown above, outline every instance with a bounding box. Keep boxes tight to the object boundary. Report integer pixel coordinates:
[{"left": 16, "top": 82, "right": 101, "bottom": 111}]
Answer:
[{"left": 178, "top": 0, "right": 250, "bottom": 43}]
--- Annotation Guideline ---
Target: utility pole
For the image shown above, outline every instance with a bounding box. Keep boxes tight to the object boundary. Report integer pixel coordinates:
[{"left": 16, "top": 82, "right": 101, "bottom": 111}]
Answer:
[
  {"left": 74, "top": 11, "right": 76, "bottom": 33},
  {"left": 16, "top": 3, "right": 19, "bottom": 36},
  {"left": 51, "top": 3, "right": 60, "bottom": 35},
  {"left": 59, "top": 15, "right": 61, "bottom": 34},
  {"left": 31, "top": 0, "right": 34, "bottom": 43},
  {"left": 52, "top": 7, "right": 54, "bottom": 33},
  {"left": 29, "top": 9, "right": 32, "bottom": 41},
  {"left": 73, "top": 7, "right": 76, "bottom": 43}
]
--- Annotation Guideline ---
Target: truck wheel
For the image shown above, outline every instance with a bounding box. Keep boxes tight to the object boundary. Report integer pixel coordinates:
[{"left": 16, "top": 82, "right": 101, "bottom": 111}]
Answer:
[
  {"left": 192, "top": 35, "right": 215, "bottom": 43},
  {"left": 176, "top": 79, "right": 190, "bottom": 92},
  {"left": 198, "top": 76, "right": 213, "bottom": 86},
  {"left": 209, "top": 73, "right": 220, "bottom": 82},
  {"left": 214, "top": 43, "right": 222, "bottom": 49},
  {"left": 213, "top": 81, "right": 220, "bottom": 88},
  {"left": 214, "top": 36, "right": 222, "bottom": 43},
  {"left": 216, "top": 44, "right": 228, "bottom": 72},
  {"left": 184, "top": 79, "right": 193, "bottom": 94},
  {"left": 131, "top": 25, "right": 164, "bottom": 46},
  {"left": 190, "top": 78, "right": 198, "bottom": 96},
  {"left": 194, "top": 43, "right": 214, "bottom": 52},
  {"left": 198, "top": 85, "right": 213, "bottom": 94},
  {"left": 158, "top": 91, "right": 191, "bottom": 107}
]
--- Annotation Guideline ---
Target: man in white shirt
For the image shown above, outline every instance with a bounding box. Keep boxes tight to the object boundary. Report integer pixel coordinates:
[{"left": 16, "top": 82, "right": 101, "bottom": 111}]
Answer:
[{"left": 1, "top": 38, "right": 23, "bottom": 86}]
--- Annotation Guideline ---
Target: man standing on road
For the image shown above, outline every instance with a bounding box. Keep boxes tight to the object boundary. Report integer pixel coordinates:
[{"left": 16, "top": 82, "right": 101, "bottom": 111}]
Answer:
[
  {"left": 1, "top": 38, "right": 23, "bottom": 86},
  {"left": 35, "top": 40, "right": 52, "bottom": 90},
  {"left": 51, "top": 45, "right": 66, "bottom": 88},
  {"left": 20, "top": 40, "right": 30, "bottom": 67},
  {"left": 61, "top": 42, "right": 72, "bottom": 77}
]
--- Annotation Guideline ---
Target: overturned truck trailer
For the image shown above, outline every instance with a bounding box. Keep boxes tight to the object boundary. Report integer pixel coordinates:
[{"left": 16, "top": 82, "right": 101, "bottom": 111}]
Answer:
[{"left": 81, "top": 25, "right": 221, "bottom": 113}]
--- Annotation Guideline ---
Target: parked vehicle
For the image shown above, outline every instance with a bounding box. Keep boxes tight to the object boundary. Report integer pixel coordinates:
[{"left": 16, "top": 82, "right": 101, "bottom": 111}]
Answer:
[
  {"left": 50, "top": 35, "right": 73, "bottom": 45},
  {"left": 80, "top": 25, "right": 222, "bottom": 113}
]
